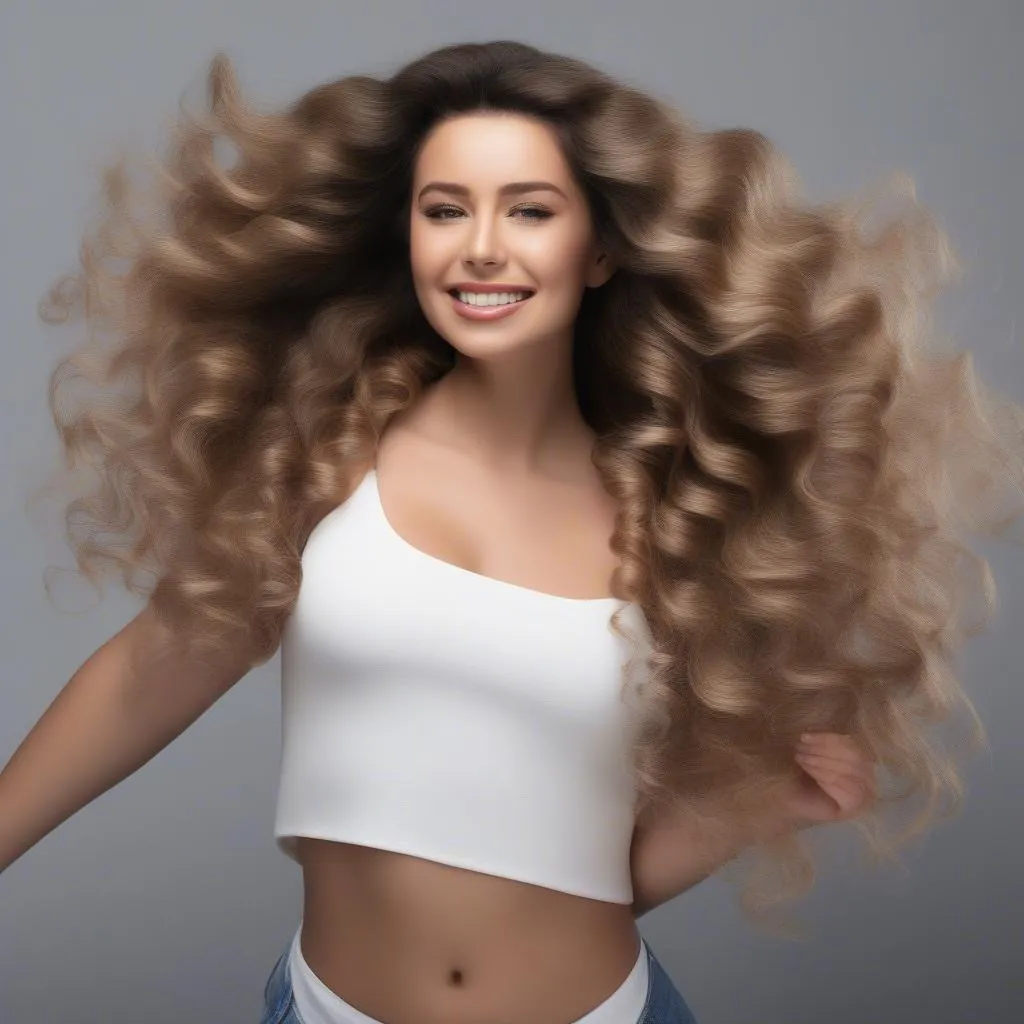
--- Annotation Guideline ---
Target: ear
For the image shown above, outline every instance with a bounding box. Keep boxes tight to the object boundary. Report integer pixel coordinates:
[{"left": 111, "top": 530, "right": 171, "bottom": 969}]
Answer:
[{"left": 585, "top": 248, "right": 616, "bottom": 289}]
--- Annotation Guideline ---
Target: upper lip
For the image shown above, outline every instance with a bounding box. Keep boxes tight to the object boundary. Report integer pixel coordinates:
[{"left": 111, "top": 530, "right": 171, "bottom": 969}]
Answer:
[{"left": 448, "top": 282, "right": 535, "bottom": 293}]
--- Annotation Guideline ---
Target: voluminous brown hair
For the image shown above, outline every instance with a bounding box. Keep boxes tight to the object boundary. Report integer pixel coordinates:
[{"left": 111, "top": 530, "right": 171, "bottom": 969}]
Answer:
[{"left": 36, "top": 40, "right": 1024, "bottom": 930}]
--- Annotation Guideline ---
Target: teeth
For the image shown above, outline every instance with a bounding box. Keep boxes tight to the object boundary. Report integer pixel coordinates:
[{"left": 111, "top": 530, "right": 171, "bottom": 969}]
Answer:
[{"left": 456, "top": 291, "right": 531, "bottom": 307}]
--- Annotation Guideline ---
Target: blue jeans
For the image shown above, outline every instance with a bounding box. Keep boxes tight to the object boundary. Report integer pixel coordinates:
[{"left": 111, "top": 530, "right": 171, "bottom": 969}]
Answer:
[{"left": 259, "top": 937, "right": 698, "bottom": 1024}]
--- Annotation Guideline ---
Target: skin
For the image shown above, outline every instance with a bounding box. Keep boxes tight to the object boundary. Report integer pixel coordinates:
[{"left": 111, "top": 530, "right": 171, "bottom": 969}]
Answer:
[
  {"left": 407, "top": 110, "right": 615, "bottom": 476},
  {"left": 294, "top": 111, "right": 876, "bottom": 1024}
]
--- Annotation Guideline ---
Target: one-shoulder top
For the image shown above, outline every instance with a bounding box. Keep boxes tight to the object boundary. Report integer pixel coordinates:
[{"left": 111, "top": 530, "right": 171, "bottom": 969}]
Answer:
[{"left": 273, "top": 469, "right": 650, "bottom": 903}]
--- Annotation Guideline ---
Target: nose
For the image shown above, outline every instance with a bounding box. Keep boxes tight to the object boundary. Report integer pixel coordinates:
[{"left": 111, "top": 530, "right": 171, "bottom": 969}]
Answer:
[{"left": 462, "top": 211, "right": 505, "bottom": 269}]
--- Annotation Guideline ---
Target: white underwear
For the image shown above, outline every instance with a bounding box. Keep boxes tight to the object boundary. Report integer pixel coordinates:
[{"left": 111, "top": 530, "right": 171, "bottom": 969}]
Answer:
[{"left": 287, "top": 922, "right": 650, "bottom": 1024}]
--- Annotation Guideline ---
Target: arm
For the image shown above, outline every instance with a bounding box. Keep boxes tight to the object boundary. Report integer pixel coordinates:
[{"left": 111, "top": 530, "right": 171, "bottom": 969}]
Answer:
[
  {"left": 629, "top": 732, "right": 878, "bottom": 918},
  {"left": 629, "top": 802, "right": 764, "bottom": 919},
  {"left": 0, "top": 604, "right": 254, "bottom": 873}
]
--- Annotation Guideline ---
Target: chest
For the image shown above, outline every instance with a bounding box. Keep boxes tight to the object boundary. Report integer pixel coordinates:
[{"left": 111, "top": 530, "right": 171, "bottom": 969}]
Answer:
[
  {"left": 375, "top": 459, "right": 621, "bottom": 603},
  {"left": 289, "top": 489, "right": 645, "bottom": 745}
]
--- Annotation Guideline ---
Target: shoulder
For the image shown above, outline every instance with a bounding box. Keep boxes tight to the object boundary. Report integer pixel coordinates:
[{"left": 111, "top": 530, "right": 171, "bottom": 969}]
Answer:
[{"left": 304, "top": 457, "right": 376, "bottom": 540}]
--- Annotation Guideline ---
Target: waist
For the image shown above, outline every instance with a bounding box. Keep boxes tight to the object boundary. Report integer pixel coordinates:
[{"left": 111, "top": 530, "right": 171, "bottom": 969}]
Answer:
[{"left": 296, "top": 839, "right": 641, "bottom": 1022}]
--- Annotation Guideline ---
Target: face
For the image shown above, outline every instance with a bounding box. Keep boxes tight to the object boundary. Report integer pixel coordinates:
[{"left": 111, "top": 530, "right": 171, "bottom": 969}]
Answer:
[{"left": 409, "top": 112, "right": 614, "bottom": 361}]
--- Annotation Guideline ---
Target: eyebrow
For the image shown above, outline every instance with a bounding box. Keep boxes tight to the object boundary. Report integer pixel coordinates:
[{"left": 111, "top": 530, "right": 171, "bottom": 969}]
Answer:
[{"left": 417, "top": 180, "right": 569, "bottom": 201}]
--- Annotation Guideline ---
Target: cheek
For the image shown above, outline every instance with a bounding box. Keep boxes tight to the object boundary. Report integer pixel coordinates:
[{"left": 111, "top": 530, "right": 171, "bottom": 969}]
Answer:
[
  {"left": 408, "top": 224, "right": 434, "bottom": 284},
  {"left": 528, "top": 234, "right": 594, "bottom": 290},
  {"left": 408, "top": 217, "right": 456, "bottom": 274}
]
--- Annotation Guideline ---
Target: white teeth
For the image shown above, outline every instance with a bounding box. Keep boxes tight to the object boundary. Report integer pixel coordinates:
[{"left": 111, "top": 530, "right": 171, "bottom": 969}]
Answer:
[{"left": 455, "top": 290, "right": 531, "bottom": 307}]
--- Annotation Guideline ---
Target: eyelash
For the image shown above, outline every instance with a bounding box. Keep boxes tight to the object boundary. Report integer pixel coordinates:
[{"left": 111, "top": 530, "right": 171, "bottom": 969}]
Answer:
[{"left": 423, "top": 204, "right": 553, "bottom": 223}]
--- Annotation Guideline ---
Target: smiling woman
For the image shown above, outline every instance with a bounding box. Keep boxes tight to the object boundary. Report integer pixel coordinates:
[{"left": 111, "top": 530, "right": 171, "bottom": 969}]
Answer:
[
  {"left": 410, "top": 115, "right": 613, "bottom": 354},
  {"left": 8, "top": 35, "right": 1024, "bottom": 1024}
]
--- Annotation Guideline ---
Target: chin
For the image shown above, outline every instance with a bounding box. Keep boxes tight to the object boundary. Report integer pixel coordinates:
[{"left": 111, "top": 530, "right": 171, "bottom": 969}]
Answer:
[{"left": 443, "top": 335, "right": 537, "bottom": 362}]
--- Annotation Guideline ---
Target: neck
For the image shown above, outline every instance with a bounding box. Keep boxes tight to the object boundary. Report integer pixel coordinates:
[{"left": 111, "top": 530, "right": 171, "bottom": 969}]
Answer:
[{"left": 423, "top": 344, "right": 595, "bottom": 477}]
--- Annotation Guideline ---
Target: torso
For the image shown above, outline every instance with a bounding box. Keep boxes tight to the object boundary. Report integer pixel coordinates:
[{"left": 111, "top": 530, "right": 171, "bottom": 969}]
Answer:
[{"left": 295, "top": 403, "right": 641, "bottom": 1024}]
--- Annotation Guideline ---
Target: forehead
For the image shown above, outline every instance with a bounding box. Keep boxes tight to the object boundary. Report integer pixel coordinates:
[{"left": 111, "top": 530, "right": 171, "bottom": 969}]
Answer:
[{"left": 412, "top": 112, "right": 575, "bottom": 188}]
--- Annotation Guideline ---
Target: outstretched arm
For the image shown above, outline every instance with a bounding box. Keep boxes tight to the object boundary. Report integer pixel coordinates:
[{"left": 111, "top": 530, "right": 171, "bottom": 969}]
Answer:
[{"left": 0, "top": 605, "right": 253, "bottom": 874}]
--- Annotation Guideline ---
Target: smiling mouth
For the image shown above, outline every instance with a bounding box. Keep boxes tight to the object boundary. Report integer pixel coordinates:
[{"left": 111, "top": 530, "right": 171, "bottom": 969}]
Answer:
[{"left": 447, "top": 289, "right": 536, "bottom": 307}]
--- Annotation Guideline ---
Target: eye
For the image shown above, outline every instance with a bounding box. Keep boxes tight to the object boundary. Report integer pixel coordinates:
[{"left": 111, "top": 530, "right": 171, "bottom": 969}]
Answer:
[
  {"left": 510, "top": 204, "right": 553, "bottom": 222},
  {"left": 421, "top": 203, "right": 554, "bottom": 222},
  {"left": 423, "top": 204, "right": 464, "bottom": 220}
]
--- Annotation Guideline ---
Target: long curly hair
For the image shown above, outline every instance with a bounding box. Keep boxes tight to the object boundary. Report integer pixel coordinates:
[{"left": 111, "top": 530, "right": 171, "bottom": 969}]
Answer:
[{"left": 35, "top": 40, "right": 1024, "bottom": 930}]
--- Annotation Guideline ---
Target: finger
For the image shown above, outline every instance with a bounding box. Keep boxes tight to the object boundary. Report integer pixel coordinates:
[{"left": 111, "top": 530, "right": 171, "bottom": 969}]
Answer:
[
  {"left": 798, "top": 757, "right": 866, "bottom": 809},
  {"left": 796, "top": 756, "right": 873, "bottom": 811},
  {"left": 821, "top": 777, "right": 867, "bottom": 817},
  {"left": 796, "top": 753, "right": 839, "bottom": 779},
  {"left": 799, "top": 733, "right": 860, "bottom": 754},
  {"left": 797, "top": 737, "right": 872, "bottom": 769},
  {"left": 796, "top": 756, "right": 876, "bottom": 805},
  {"left": 799, "top": 732, "right": 846, "bottom": 745},
  {"left": 795, "top": 749, "right": 866, "bottom": 774},
  {"left": 799, "top": 750, "right": 877, "bottom": 792}
]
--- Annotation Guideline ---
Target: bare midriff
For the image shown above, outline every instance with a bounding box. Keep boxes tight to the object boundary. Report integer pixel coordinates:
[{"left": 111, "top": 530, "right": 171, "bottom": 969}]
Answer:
[{"left": 296, "top": 838, "right": 642, "bottom": 1024}]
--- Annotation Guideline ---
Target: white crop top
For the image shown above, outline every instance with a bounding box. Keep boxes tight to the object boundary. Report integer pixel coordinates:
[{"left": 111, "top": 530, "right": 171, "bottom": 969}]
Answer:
[{"left": 273, "top": 468, "right": 650, "bottom": 904}]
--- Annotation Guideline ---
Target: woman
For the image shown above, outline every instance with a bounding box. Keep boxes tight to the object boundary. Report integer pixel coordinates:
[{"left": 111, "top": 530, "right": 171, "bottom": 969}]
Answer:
[{"left": 4, "top": 40, "right": 1021, "bottom": 1024}]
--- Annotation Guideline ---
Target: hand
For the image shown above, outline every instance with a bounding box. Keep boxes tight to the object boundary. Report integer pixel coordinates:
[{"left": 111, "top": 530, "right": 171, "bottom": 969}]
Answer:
[{"left": 782, "top": 732, "right": 877, "bottom": 830}]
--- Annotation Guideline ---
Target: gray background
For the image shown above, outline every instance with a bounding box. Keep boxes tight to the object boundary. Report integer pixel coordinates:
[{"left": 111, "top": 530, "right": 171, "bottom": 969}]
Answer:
[{"left": 2, "top": 1, "right": 1022, "bottom": 1022}]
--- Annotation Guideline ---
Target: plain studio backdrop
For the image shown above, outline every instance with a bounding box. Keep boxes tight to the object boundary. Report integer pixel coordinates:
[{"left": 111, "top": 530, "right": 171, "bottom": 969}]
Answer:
[{"left": 1, "top": 2, "right": 1021, "bottom": 1022}]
